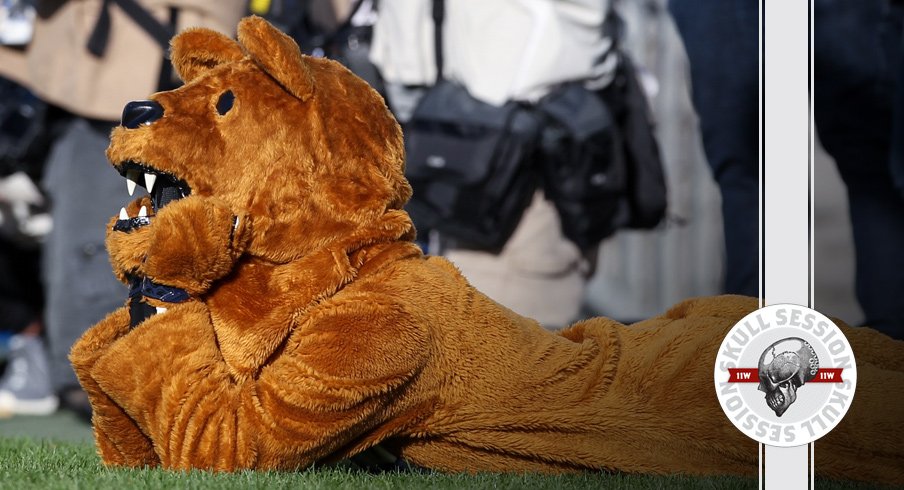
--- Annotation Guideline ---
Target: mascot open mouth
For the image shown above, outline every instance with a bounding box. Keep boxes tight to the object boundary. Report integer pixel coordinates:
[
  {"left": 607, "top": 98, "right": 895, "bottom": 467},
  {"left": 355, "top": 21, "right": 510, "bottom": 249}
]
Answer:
[
  {"left": 112, "top": 161, "right": 191, "bottom": 232},
  {"left": 110, "top": 161, "right": 194, "bottom": 321}
]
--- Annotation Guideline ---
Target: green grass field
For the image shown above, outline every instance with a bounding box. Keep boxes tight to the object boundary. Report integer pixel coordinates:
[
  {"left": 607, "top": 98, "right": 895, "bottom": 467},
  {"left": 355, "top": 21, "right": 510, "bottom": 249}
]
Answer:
[
  {"left": 1, "top": 437, "right": 750, "bottom": 490},
  {"left": 0, "top": 414, "right": 896, "bottom": 490}
]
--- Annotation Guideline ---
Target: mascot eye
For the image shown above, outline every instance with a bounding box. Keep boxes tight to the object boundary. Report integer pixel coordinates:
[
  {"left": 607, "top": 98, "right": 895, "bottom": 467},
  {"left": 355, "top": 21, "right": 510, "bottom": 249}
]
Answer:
[{"left": 216, "top": 90, "right": 235, "bottom": 115}]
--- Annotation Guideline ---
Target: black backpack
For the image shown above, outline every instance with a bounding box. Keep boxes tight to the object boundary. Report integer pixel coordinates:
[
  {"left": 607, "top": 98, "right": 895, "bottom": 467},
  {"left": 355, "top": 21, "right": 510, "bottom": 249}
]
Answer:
[
  {"left": 537, "top": 52, "right": 668, "bottom": 250},
  {"left": 405, "top": 1, "right": 667, "bottom": 252},
  {"left": 404, "top": 81, "right": 541, "bottom": 250}
]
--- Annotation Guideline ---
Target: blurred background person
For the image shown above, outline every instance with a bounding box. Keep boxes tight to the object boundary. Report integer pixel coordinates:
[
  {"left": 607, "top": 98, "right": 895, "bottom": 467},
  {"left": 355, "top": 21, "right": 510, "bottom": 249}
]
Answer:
[
  {"left": 813, "top": 0, "right": 904, "bottom": 339},
  {"left": 0, "top": 0, "right": 244, "bottom": 419},
  {"left": 370, "top": 0, "right": 621, "bottom": 328},
  {"left": 0, "top": 92, "right": 55, "bottom": 415},
  {"left": 0, "top": 0, "right": 56, "bottom": 418},
  {"left": 669, "top": 0, "right": 904, "bottom": 339}
]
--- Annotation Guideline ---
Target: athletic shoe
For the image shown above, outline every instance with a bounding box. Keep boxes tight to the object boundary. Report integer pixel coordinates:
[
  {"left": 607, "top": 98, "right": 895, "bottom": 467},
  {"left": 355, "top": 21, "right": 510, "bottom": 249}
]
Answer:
[{"left": 0, "top": 334, "right": 59, "bottom": 417}]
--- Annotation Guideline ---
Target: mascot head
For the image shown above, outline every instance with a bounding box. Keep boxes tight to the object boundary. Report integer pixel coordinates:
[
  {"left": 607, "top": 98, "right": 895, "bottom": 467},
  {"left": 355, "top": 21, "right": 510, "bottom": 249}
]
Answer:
[{"left": 106, "top": 16, "right": 412, "bottom": 263}]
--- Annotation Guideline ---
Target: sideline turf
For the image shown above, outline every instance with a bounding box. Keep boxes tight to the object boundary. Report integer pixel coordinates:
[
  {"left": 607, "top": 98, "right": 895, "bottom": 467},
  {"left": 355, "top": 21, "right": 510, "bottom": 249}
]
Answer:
[{"left": 2, "top": 437, "right": 894, "bottom": 490}]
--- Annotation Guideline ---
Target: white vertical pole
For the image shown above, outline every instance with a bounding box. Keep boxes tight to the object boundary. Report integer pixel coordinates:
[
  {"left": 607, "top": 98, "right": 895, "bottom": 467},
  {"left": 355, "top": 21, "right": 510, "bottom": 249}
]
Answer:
[{"left": 762, "top": 0, "right": 812, "bottom": 488}]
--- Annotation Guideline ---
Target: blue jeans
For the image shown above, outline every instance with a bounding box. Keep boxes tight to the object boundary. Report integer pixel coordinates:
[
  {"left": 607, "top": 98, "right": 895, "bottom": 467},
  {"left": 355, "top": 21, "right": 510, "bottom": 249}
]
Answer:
[
  {"left": 668, "top": 0, "right": 759, "bottom": 298},
  {"left": 670, "top": 0, "right": 904, "bottom": 338},
  {"left": 814, "top": 0, "right": 904, "bottom": 337}
]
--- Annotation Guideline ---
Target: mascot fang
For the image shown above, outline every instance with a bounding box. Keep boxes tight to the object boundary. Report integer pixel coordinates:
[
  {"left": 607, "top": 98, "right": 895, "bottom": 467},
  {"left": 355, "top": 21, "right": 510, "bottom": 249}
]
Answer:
[{"left": 70, "top": 16, "right": 904, "bottom": 484}]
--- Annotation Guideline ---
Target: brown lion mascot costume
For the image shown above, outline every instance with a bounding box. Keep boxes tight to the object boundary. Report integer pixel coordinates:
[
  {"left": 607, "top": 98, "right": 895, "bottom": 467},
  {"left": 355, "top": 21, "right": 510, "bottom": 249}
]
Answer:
[{"left": 70, "top": 16, "right": 904, "bottom": 484}]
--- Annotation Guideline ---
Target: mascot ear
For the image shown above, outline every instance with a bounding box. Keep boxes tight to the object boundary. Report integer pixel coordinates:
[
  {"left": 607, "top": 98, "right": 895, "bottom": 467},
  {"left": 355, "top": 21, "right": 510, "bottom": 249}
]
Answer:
[
  {"left": 237, "top": 16, "right": 314, "bottom": 101},
  {"left": 171, "top": 27, "right": 245, "bottom": 83}
]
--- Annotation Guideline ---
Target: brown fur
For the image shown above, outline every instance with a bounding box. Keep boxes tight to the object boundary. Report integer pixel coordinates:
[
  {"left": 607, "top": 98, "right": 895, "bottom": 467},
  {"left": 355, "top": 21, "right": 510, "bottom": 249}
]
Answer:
[{"left": 70, "top": 16, "right": 904, "bottom": 483}]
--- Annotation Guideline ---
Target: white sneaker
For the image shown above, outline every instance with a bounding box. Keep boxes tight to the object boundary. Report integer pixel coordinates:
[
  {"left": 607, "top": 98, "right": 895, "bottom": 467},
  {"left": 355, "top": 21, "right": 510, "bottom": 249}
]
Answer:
[{"left": 0, "top": 334, "right": 59, "bottom": 417}]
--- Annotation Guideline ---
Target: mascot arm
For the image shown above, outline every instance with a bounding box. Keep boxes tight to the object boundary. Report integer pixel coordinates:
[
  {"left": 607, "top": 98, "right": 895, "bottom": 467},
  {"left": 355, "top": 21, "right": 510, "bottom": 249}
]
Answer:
[
  {"left": 72, "top": 297, "right": 427, "bottom": 471},
  {"left": 106, "top": 195, "right": 250, "bottom": 296}
]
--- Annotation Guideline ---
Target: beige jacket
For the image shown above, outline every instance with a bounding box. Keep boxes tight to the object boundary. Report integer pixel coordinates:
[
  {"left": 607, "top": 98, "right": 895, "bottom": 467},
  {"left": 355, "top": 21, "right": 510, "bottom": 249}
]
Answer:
[{"left": 0, "top": 0, "right": 244, "bottom": 120}]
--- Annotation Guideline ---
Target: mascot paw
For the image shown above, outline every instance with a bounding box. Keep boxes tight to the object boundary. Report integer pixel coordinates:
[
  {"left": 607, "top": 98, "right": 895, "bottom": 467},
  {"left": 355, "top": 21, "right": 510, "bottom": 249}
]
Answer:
[
  {"left": 109, "top": 193, "right": 249, "bottom": 296},
  {"left": 106, "top": 197, "right": 154, "bottom": 282},
  {"left": 143, "top": 195, "right": 248, "bottom": 295}
]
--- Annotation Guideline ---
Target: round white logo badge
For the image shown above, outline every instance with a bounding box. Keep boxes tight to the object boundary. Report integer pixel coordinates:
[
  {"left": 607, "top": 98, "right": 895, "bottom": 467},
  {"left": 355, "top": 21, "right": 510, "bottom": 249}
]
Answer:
[{"left": 713, "top": 304, "right": 857, "bottom": 447}]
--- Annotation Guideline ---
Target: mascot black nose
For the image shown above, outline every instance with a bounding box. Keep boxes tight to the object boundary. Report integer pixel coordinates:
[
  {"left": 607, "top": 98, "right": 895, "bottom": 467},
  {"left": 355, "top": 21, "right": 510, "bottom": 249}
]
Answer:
[{"left": 121, "top": 100, "right": 164, "bottom": 129}]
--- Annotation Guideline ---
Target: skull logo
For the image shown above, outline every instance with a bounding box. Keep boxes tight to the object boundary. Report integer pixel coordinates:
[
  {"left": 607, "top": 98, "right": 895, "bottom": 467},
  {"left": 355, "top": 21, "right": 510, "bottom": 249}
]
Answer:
[{"left": 757, "top": 337, "right": 819, "bottom": 417}]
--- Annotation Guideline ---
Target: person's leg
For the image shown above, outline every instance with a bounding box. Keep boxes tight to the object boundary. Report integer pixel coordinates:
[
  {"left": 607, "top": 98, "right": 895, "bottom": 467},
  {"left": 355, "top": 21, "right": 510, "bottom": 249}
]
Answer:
[
  {"left": 41, "top": 118, "right": 128, "bottom": 401},
  {"left": 713, "top": 161, "right": 759, "bottom": 297},
  {"left": 0, "top": 203, "right": 56, "bottom": 416},
  {"left": 891, "top": 4, "right": 904, "bottom": 200},
  {"left": 0, "top": 240, "right": 55, "bottom": 416},
  {"left": 668, "top": 0, "right": 759, "bottom": 297},
  {"left": 814, "top": 0, "right": 904, "bottom": 338},
  {"left": 0, "top": 237, "right": 42, "bottom": 335}
]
